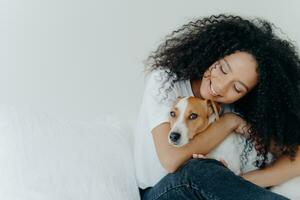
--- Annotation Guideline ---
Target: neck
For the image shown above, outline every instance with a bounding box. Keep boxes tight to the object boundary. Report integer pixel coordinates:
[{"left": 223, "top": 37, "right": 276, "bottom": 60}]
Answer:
[{"left": 190, "top": 79, "right": 204, "bottom": 99}]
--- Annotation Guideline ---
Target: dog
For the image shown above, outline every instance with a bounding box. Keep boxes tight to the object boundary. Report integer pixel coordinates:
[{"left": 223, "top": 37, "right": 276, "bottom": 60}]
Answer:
[
  {"left": 168, "top": 96, "right": 300, "bottom": 199},
  {"left": 168, "top": 96, "right": 255, "bottom": 175}
]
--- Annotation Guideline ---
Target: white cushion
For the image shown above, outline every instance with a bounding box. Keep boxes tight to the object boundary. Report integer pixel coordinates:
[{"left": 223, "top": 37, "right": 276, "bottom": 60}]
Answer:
[{"left": 0, "top": 104, "right": 140, "bottom": 200}]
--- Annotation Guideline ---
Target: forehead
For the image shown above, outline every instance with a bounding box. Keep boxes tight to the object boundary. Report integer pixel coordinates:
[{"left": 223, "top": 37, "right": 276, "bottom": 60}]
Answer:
[
  {"left": 223, "top": 51, "right": 258, "bottom": 89},
  {"left": 175, "top": 97, "right": 188, "bottom": 111},
  {"left": 174, "top": 97, "right": 207, "bottom": 112}
]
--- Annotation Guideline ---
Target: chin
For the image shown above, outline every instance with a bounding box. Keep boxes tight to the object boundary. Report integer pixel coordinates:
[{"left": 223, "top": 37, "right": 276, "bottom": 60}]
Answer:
[{"left": 200, "top": 84, "right": 217, "bottom": 101}]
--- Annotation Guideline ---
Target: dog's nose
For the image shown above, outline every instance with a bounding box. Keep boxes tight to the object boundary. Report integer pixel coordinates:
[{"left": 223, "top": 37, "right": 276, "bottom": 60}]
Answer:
[{"left": 170, "top": 132, "right": 181, "bottom": 142}]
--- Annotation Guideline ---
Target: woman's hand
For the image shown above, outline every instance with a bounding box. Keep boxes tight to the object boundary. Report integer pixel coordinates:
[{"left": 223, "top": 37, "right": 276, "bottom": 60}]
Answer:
[
  {"left": 222, "top": 113, "right": 251, "bottom": 136},
  {"left": 192, "top": 154, "right": 229, "bottom": 168}
]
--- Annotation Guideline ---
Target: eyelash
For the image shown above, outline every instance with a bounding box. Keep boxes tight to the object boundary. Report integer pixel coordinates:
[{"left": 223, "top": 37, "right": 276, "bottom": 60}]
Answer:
[
  {"left": 220, "top": 65, "right": 227, "bottom": 75},
  {"left": 218, "top": 63, "right": 242, "bottom": 94}
]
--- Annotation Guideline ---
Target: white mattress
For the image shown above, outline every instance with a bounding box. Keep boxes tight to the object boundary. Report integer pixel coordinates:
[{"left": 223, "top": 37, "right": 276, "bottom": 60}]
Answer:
[{"left": 0, "top": 104, "right": 140, "bottom": 200}]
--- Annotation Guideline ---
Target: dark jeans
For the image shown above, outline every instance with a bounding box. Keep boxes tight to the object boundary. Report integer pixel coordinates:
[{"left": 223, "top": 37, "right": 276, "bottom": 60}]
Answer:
[{"left": 139, "top": 158, "right": 289, "bottom": 200}]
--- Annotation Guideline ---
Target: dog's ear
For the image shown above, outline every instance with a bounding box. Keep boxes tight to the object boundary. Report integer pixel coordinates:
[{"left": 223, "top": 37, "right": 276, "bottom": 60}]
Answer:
[
  {"left": 207, "top": 100, "right": 214, "bottom": 117},
  {"left": 207, "top": 100, "right": 221, "bottom": 120}
]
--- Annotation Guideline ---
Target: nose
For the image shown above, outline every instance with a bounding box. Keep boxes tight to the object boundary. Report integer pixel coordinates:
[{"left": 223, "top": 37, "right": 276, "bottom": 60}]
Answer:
[
  {"left": 169, "top": 132, "right": 181, "bottom": 142},
  {"left": 216, "top": 83, "right": 226, "bottom": 95},
  {"left": 214, "top": 77, "right": 230, "bottom": 96}
]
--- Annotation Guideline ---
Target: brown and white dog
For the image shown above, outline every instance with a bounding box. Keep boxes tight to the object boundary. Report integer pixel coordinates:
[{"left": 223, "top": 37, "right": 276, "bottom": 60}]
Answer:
[
  {"left": 168, "top": 96, "right": 220, "bottom": 147},
  {"left": 168, "top": 96, "right": 300, "bottom": 199},
  {"left": 168, "top": 96, "right": 251, "bottom": 175}
]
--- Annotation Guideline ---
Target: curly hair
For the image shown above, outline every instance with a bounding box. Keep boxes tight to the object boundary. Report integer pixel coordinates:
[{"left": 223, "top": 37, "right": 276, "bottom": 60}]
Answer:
[{"left": 144, "top": 14, "right": 300, "bottom": 168}]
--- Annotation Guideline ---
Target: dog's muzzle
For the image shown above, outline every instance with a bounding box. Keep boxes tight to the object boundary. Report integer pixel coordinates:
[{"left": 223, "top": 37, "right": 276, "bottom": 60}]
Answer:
[{"left": 169, "top": 132, "right": 181, "bottom": 143}]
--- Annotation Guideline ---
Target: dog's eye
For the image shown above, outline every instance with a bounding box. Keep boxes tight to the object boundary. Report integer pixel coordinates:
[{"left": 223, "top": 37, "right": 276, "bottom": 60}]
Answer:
[
  {"left": 189, "top": 113, "right": 198, "bottom": 120},
  {"left": 170, "top": 111, "right": 176, "bottom": 117}
]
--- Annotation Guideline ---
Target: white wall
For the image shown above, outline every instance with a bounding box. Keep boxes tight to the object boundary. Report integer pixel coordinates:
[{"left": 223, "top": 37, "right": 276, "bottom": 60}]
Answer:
[{"left": 1, "top": 0, "right": 300, "bottom": 121}]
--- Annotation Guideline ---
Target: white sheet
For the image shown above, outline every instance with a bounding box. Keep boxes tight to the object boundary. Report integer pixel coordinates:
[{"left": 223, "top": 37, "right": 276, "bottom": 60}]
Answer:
[{"left": 0, "top": 104, "right": 140, "bottom": 200}]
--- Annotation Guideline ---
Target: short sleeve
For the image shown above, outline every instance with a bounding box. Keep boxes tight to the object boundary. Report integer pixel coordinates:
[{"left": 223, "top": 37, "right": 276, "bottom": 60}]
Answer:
[
  {"left": 219, "top": 104, "right": 233, "bottom": 115},
  {"left": 220, "top": 103, "right": 244, "bottom": 118},
  {"left": 141, "top": 69, "right": 177, "bottom": 132}
]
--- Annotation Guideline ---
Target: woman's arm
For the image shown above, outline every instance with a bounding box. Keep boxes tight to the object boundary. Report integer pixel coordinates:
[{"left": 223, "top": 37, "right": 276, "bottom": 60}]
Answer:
[
  {"left": 152, "top": 113, "right": 240, "bottom": 173},
  {"left": 241, "top": 146, "right": 300, "bottom": 187}
]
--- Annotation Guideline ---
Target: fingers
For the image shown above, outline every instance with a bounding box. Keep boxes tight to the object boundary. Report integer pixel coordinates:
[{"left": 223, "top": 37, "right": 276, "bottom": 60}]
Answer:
[
  {"left": 219, "top": 158, "right": 228, "bottom": 168},
  {"left": 192, "top": 153, "right": 206, "bottom": 159},
  {"left": 191, "top": 155, "right": 229, "bottom": 169}
]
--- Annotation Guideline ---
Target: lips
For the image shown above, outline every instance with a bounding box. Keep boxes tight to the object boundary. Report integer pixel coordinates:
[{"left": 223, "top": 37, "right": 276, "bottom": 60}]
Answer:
[{"left": 209, "top": 80, "right": 221, "bottom": 97}]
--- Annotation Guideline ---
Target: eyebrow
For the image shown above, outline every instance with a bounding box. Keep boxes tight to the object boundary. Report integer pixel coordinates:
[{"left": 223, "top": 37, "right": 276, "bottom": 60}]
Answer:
[{"left": 222, "top": 58, "right": 249, "bottom": 92}]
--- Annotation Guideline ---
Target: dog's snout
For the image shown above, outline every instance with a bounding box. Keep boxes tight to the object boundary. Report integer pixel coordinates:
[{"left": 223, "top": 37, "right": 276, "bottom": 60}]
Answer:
[{"left": 169, "top": 132, "right": 181, "bottom": 142}]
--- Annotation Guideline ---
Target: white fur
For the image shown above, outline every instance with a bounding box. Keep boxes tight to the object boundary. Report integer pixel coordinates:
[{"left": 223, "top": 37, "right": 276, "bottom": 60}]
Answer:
[
  {"left": 168, "top": 97, "right": 190, "bottom": 147},
  {"left": 207, "top": 134, "right": 248, "bottom": 175}
]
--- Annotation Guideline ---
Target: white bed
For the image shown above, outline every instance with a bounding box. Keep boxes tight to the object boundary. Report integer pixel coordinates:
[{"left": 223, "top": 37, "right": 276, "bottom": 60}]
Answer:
[{"left": 0, "top": 104, "right": 140, "bottom": 200}]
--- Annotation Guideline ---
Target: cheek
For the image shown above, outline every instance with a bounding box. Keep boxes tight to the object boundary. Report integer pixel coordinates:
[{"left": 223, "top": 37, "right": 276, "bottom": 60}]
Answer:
[
  {"left": 168, "top": 117, "right": 175, "bottom": 125},
  {"left": 200, "top": 77, "right": 210, "bottom": 97},
  {"left": 222, "top": 92, "right": 245, "bottom": 104},
  {"left": 188, "top": 119, "right": 205, "bottom": 131}
]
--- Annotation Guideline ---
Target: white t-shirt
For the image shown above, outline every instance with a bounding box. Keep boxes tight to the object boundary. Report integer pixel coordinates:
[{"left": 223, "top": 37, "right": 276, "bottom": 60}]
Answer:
[{"left": 133, "top": 69, "right": 233, "bottom": 189}]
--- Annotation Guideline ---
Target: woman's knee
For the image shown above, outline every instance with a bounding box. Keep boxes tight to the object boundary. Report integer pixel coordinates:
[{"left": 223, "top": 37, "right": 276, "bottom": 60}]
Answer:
[
  {"left": 176, "top": 158, "right": 227, "bottom": 177},
  {"left": 142, "top": 159, "right": 227, "bottom": 197},
  {"left": 162, "top": 158, "right": 230, "bottom": 188},
  {"left": 142, "top": 184, "right": 200, "bottom": 200},
  {"left": 142, "top": 159, "right": 220, "bottom": 199}
]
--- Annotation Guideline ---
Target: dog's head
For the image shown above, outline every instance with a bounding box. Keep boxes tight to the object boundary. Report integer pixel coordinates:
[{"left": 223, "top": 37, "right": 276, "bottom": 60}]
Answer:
[{"left": 168, "top": 96, "right": 219, "bottom": 147}]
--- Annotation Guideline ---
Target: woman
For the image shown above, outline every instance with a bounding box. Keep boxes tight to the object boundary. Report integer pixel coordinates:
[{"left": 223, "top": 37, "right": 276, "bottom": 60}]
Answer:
[{"left": 133, "top": 14, "right": 300, "bottom": 200}]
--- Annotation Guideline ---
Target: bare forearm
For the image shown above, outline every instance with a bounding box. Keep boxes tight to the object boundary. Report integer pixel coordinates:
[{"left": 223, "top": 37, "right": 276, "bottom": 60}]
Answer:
[{"left": 242, "top": 147, "right": 300, "bottom": 187}]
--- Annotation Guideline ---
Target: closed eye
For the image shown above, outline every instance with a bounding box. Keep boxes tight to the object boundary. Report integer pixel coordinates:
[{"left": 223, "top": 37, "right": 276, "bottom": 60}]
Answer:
[
  {"left": 220, "top": 65, "right": 227, "bottom": 74},
  {"left": 234, "top": 85, "right": 242, "bottom": 93},
  {"left": 218, "top": 61, "right": 244, "bottom": 93}
]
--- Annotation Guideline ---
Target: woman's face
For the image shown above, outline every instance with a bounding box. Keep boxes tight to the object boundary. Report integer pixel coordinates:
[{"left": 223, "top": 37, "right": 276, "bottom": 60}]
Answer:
[{"left": 200, "top": 51, "right": 258, "bottom": 104}]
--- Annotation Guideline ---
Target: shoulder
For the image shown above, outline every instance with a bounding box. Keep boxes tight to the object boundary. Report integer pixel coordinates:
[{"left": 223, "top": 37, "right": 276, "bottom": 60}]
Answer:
[
  {"left": 219, "top": 103, "right": 234, "bottom": 115},
  {"left": 145, "top": 68, "right": 175, "bottom": 87},
  {"left": 144, "top": 68, "right": 178, "bottom": 103},
  {"left": 220, "top": 103, "right": 244, "bottom": 118},
  {"left": 140, "top": 69, "right": 178, "bottom": 131}
]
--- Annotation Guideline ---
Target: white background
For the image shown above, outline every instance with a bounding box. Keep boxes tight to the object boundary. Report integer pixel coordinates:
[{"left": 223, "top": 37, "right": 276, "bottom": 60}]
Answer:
[{"left": 1, "top": 0, "right": 300, "bottom": 121}]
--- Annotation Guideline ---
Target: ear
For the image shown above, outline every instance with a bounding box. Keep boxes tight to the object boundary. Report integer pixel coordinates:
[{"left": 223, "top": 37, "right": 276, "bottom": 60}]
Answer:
[
  {"left": 208, "top": 100, "right": 221, "bottom": 120},
  {"left": 214, "top": 103, "right": 221, "bottom": 114},
  {"left": 207, "top": 100, "right": 214, "bottom": 117}
]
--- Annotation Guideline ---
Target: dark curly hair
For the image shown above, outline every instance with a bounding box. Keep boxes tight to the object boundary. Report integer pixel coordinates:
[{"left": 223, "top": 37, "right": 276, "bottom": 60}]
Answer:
[{"left": 144, "top": 14, "right": 300, "bottom": 168}]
